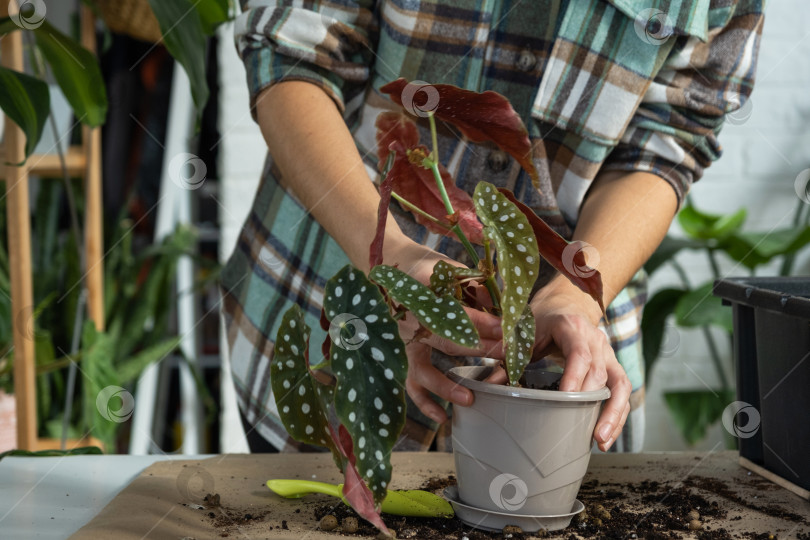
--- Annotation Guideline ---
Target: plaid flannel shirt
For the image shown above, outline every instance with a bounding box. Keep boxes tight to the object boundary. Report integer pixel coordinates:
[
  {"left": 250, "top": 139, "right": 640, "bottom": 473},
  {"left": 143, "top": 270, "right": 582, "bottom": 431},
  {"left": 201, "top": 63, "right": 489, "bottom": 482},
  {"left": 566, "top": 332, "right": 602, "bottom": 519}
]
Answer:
[{"left": 222, "top": 0, "right": 764, "bottom": 452}]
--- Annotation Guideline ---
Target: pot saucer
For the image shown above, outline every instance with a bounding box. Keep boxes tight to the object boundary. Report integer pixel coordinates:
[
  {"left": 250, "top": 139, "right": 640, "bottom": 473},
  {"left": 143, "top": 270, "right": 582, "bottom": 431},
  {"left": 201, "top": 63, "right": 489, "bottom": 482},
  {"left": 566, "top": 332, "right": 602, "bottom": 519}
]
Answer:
[{"left": 443, "top": 486, "right": 584, "bottom": 532}]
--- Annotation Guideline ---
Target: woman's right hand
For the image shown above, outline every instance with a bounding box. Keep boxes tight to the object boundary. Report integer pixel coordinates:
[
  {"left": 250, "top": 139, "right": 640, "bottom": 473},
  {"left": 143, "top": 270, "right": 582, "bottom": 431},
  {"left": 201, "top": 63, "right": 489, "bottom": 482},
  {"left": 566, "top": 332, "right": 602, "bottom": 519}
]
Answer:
[{"left": 382, "top": 238, "right": 503, "bottom": 423}]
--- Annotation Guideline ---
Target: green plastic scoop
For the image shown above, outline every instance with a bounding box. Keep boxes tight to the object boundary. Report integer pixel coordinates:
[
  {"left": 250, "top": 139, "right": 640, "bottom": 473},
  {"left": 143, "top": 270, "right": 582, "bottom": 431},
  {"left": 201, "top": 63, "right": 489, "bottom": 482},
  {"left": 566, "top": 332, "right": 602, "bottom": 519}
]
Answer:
[{"left": 266, "top": 479, "right": 454, "bottom": 518}]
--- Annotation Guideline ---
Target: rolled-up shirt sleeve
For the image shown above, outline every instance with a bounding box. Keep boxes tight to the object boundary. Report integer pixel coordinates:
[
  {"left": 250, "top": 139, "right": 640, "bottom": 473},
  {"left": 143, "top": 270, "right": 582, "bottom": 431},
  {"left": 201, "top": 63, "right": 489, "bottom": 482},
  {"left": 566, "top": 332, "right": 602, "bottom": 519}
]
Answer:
[
  {"left": 601, "top": 0, "right": 765, "bottom": 209},
  {"left": 234, "top": 0, "right": 377, "bottom": 118}
]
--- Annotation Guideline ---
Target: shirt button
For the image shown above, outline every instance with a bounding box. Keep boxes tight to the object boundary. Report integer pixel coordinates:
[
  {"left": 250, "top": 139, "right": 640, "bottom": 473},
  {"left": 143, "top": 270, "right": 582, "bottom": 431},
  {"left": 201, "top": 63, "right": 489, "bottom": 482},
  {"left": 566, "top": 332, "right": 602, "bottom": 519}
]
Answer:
[
  {"left": 487, "top": 150, "right": 509, "bottom": 172},
  {"left": 516, "top": 49, "right": 536, "bottom": 72}
]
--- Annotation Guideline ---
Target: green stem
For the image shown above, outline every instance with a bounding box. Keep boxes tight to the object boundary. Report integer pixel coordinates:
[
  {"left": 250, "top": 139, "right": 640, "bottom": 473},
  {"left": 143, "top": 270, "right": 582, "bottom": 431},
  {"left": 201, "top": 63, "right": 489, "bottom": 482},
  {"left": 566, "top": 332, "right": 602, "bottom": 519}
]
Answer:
[
  {"left": 429, "top": 112, "right": 440, "bottom": 162},
  {"left": 779, "top": 197, "right": 808, "bottom": 276},
  {"left": 707, "top": 248, "right": 721, "bottom": 279},
  {"left": 391, "top": 192, "right": 452, "bottom": 231},
  {"left": 426, "top": 113, "right": 500, "bottom": 309},
  {"left": 671, "top": 260, "right": 730, "bottom": 391}
]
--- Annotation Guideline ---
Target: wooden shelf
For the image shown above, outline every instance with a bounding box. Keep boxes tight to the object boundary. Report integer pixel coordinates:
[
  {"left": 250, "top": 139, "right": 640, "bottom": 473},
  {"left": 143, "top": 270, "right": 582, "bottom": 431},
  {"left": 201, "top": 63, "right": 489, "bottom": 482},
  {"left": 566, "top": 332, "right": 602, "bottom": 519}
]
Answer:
[{"left": 0, "top": 145, "right": 87, "bottom": 178}]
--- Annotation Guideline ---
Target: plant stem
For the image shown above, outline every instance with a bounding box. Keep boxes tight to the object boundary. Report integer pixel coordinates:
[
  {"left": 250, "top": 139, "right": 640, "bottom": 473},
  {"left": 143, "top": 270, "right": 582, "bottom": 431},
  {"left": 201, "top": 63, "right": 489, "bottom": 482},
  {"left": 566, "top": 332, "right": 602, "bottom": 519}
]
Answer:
[
  {"left": 429, "top": 112, "right": 440, "bottom": 162},
  {"left": 391, "top": 192, "right": 451, "bottom": 231},
  {"left": 779, "top": 197, "right": 808, "bottom": 276},
  {"left": 707, "top": 248, "right": 722, "bottom": 279},
  {"left": 671, "top": 260, "right": 730, "bottom": 391},
  {"left": 426, "top": 113, "right": 500, "bottom": 308}
]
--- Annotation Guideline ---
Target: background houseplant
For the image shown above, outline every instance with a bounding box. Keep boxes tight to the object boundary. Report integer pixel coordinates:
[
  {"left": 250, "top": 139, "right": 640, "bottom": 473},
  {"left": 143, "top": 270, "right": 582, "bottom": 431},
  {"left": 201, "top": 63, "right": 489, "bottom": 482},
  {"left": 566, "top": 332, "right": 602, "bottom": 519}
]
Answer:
[
  {"left": 0, "top": 0, "right": 227, "bottom": 451},
  {"left": 268, "top": 80, "right": 607, "bottom": 535},
  {"left": 641, "top": 195, "right": 810, "bottom": 446}
]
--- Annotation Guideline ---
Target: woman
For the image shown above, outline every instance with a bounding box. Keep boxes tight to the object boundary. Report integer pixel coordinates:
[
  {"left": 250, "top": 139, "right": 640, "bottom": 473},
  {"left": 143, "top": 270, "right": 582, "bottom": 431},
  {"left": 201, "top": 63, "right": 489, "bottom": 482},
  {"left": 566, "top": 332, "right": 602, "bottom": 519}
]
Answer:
[{"left": 221, "top": 0, "right": 764, "bottom": 453}]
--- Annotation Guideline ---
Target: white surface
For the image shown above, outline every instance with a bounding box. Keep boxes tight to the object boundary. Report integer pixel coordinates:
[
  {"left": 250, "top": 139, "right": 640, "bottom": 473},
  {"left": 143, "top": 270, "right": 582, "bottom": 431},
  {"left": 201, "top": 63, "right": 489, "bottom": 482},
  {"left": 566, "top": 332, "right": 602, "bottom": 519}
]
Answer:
[
  {"left": 216, "top": 20, "right": 257, "bottom": 454},
  {"left": 0, "top": 455, "right": 206, "bottom": 540}
]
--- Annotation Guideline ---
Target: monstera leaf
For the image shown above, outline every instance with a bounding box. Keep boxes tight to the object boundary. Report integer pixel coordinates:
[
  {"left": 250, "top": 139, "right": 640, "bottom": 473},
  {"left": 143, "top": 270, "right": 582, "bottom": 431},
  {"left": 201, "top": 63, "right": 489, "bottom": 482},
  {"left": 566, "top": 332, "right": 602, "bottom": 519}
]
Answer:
[
  {"left": 474, "top": 182, "right": 540, "bottom": 385},
  {"left": 323, "top": 266, "right": 408, "bottom": 506},
  {"left": 271, "top": 306, "right": 341, "bottom": 467},
  {"left": 370, "top": 265, "right": 480, "bottom": 349}
]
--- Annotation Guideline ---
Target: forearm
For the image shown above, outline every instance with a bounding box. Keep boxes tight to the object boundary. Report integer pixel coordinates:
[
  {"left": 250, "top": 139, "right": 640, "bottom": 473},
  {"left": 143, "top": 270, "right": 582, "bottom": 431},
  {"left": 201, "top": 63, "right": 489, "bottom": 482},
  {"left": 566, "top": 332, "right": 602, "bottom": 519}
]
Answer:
[
  {"left": 255, "top": 80, "right": 407, "bottom": 272},
  {"left": 535, "top": 171, "right": 678, "bottom": 321}
]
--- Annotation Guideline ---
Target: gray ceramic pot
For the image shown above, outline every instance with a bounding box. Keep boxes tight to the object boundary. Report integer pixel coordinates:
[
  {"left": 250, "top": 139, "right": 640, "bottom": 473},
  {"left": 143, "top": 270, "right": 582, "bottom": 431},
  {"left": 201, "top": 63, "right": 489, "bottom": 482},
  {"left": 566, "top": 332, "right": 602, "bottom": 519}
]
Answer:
[{"left": 448, "top": 365, "right": 609, "bottom": 516}]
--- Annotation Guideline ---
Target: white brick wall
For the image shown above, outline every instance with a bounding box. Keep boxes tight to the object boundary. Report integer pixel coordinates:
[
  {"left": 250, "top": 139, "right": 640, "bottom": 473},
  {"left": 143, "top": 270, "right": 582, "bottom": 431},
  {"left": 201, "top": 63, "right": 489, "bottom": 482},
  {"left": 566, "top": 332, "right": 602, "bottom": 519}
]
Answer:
[
  {"left": 645, "top": 2, "right": 810, "bottom": 450},
  {"left": 216, "top": 3, "right": 810, "bottom": 451}
]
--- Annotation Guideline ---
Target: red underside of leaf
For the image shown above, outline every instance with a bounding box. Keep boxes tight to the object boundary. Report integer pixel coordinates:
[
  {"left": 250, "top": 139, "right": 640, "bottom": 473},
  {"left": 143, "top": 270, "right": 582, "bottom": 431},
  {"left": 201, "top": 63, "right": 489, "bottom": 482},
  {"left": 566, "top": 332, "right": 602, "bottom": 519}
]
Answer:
[
  {"left": 380, "top": 79, "right": 539, "bottom": 188},
  {"left": 498, "top": 188, "right": 605, "bottom": 314},
  {"left": 375, "top": 112, "right": 483, "bottom": 244},
  {"left": 370, "top": 157, "right": 396, "bottom": 269},
  {"left": 331, "top": 424, "right": 390, "bottom": 534},
  {"left": 319, "top": 309, "right": 332, "bottom": 360}
]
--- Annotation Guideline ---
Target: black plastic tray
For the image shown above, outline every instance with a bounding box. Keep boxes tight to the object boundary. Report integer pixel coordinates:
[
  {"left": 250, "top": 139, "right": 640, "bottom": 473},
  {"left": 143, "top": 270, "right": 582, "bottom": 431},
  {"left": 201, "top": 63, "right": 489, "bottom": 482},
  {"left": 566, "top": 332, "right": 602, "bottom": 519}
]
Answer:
[{"left": 714, "top": 277, "right": 810, "bottom": 491}]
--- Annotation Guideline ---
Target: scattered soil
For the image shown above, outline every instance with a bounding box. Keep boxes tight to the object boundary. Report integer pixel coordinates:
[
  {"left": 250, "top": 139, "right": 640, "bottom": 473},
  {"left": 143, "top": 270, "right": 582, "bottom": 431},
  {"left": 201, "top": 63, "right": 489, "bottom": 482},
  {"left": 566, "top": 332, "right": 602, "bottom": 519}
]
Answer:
[
  {"left": 308, "top": 475, "right": 809, "bottom": 539},
  {"left": 184, "top": 492, "right": 272, "bottom": 536},
  {"left": 682, "top": 477, "right": 806, "bottom": 523}
]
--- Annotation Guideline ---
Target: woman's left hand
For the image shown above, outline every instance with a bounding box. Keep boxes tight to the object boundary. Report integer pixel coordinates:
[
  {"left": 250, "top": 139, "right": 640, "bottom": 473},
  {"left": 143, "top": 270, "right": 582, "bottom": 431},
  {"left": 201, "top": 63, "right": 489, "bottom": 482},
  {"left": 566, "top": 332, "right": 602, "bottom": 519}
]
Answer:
[{"left": 528, "top": 276, "right": 632, "bottom": 452}]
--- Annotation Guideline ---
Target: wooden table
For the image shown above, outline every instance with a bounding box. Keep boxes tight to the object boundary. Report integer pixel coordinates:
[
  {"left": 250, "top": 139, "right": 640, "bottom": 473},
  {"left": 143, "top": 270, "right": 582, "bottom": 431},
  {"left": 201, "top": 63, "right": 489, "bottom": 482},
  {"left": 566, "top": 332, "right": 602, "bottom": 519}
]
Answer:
[{"left": 50, "top": 451, "right": 808, "bottom": 539}]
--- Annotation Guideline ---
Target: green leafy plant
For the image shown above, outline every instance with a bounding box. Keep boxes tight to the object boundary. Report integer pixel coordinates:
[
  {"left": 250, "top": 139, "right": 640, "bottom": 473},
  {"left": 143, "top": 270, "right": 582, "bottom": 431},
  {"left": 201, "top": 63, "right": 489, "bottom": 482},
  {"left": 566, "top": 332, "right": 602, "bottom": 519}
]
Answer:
[
  {"left": 0, "top": 180, "right": 219, "bottom": 450},
  {"left": 642, "top": 196, "right": 810, "bottom": 445},
  {"left": 0, "top": 0, "right": 230, "bottom": 159},
  {"left": 269, "top": 79, "right": 606, "bottom": 535}
]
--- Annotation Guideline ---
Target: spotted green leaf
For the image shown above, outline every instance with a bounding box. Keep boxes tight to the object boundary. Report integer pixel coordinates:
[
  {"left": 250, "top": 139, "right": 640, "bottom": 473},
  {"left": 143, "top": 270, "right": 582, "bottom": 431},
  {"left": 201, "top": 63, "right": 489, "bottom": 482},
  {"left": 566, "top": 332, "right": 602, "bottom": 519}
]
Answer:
[
  {"left": 370, "top": 265, "right": 480, "bottom": 349},
  {"left": 271, "top": 305, "right": 340, "bottom": 465},
  {"left": 506, "top": 306, "right": 536, "bottom": 386},
  {"left": 324, "top": 265, "right": 408, "bottom": 505},
  {"left": 474, "top": 182, "right": 540, "bottom": 384},
  {"left": 429, "top": 260, "right": 485, "bottom": 298}
]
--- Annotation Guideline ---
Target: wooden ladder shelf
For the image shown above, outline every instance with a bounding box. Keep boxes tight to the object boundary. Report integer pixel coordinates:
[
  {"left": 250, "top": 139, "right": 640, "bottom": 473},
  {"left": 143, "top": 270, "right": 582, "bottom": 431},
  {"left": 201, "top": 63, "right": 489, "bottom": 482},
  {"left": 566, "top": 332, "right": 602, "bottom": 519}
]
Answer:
[{"left": 1, "top": 3, "right": 105, "bottom": 451}]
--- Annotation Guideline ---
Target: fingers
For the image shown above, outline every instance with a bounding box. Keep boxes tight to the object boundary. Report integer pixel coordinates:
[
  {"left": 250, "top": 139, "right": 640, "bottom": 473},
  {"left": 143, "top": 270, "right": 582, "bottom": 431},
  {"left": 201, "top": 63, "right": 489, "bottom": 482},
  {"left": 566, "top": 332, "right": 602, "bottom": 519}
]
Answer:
[
  {"left": 482, "top": 364, "right": 508, "bottom": 384},
  {"left": 404, "top": 341, "right": 473, "bottom": 424},
  {"left": 464, "top": 306, "right": 503, "bottom": 341},
  {"left": 534, "top": 310, "right": 630, "bottom": 451},
  {"left": 553, "top": 316, "right": 594, "bottom": 392},
  {"left": 594, "top": 358, "right": 632, "bottom": 451}
]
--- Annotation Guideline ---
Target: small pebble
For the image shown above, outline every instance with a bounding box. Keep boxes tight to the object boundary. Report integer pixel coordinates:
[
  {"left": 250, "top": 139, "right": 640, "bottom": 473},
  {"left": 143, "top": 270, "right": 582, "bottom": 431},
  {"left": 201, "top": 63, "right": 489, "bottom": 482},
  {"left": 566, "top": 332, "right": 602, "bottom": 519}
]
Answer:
[
  {"left": 573, "top": 510, "right": 589, "bottom": 524},
  {"left": 342, "top": 516, "right": 359, "bottom": 533},
  {"left": 503, "top": 525, "right": 523, "bottom": 535},
  {"left": 592, "top": 518, "right": 603, "bottom": 527},
  {"left": 596, "top": 509, "right": 611, "bottom": 520},
  {"left": 688, "top": 520, "right": 702, "bottom": 531},
  {"left": 687, "top": 510, "right": 700, "bottom": 521},
  {"left": 591, "top": 504, "right": 605, "bottom": 513},
  {"left": 319, "top": 515, "right": 338, "bottom": 531}
]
